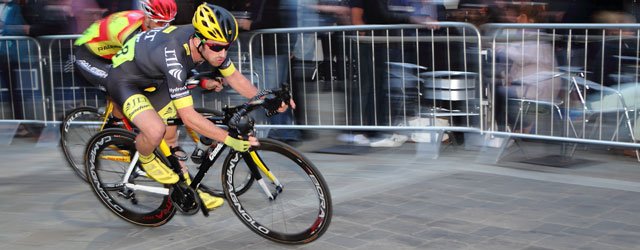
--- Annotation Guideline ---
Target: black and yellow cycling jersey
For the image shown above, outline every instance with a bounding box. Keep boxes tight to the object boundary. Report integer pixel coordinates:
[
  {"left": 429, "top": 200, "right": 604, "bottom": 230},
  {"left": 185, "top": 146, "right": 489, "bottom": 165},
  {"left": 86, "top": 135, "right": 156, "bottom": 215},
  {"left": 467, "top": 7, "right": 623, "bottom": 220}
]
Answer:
[{"left": 106, "top": 25, "right": 235, "bottom": 121}]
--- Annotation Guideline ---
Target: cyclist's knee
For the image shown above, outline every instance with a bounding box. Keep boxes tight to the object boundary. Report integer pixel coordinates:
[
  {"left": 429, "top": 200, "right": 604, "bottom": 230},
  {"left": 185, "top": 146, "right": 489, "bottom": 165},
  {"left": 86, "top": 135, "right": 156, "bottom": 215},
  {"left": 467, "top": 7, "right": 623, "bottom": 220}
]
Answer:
[{"left": 142, "top": 122, "right": 166, "bottom": 146}]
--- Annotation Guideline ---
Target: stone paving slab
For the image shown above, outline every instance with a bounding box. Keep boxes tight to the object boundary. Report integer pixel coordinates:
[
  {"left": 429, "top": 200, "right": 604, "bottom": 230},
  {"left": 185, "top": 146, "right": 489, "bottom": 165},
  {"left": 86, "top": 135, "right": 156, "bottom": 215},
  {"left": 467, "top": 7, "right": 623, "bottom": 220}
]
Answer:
[{"left": 1, "top": 134, "right": 640, "bottom": 249}]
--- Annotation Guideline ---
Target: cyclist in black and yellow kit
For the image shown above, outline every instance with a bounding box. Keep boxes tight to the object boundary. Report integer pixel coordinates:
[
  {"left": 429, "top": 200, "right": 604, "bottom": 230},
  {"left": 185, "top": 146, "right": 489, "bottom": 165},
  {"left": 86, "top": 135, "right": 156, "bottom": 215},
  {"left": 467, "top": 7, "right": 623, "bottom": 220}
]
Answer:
[{"left": 106, "top": 3, "right": 291, "bottom": 211}]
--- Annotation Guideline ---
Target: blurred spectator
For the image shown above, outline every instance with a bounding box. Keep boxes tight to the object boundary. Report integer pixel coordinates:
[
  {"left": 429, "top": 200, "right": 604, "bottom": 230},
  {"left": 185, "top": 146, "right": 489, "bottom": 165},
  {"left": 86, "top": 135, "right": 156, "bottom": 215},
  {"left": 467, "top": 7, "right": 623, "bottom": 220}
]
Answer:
[
  {"left": 96, "top": 0, "right": 137, "bottom": 16},
  {"left": 173, "top": 0, "right": 234, "bottom": 25},
  {"left": 23, "top": 0, "right": 77, "bottom": 35},
  {"left": 453, "top": 0, "right": 494, "bottom": 26},
  {"left": 410, "top": 0, "right": 443, "bottom": 22},
  {"left": 583, "top": 2, "right": 637, "bottom": 87},
  {"left": 287, "top": 1, "right": 350, "bottom": 140},
  {"left": 238, "top": 0, "right": 302, "bottom": 143},
  {"left": 173, "top": 0, "right": 198, "bottom": 24},
  {"left": 0, "top": 0, "right": 27, "bottom": 122},
  {"left": 339, "top": 0, "right": 435, "bottom": 147},
  {"left": 493, "top": 3, "right": 561, "bottom": 133},
  {"left": 306, "top": 0, "right": 351, "bottom": 26},
  {"left": 0, "top": 0, "right": 29, "bottom": 36},
  {"left": 71, "top": 0, "right": 105, "bottom": 32}
]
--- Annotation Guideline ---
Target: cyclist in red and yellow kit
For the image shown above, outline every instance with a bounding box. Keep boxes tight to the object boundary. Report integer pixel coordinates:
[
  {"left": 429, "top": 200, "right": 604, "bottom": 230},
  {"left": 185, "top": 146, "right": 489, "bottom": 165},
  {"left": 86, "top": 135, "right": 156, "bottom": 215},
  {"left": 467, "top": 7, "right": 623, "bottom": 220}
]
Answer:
[{"left": 74, "top": 0, "right": 177, "bottom": 91}]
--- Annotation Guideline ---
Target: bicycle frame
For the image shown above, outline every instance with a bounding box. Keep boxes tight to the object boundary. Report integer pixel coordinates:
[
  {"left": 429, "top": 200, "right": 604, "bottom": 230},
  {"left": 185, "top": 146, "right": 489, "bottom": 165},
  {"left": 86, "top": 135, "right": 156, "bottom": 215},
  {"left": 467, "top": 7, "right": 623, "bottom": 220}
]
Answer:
[{"left": 111, "top": 115, "right": 282, "bottom": 203}]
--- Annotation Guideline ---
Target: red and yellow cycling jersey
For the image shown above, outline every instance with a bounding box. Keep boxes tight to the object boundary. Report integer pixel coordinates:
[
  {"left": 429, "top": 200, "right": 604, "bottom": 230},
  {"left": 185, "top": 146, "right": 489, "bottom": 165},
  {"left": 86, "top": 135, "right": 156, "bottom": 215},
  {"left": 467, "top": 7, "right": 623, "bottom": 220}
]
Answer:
[{"left": 75, "top": 10, "right": 146, "bottom": 60}]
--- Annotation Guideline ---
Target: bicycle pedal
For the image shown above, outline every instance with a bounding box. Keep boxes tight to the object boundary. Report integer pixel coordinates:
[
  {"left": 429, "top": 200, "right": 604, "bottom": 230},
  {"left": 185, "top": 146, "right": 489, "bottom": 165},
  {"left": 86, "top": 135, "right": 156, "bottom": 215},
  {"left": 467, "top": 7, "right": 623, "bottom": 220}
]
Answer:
[
  {"left": 170, "top": 184, "right": 200, "bottom": 215},
  {"left": 118, "top": 188, "right": 138, "bottom": 205},
  {"left": 190, "top": 148, "right": 205, "bottom": 164}
]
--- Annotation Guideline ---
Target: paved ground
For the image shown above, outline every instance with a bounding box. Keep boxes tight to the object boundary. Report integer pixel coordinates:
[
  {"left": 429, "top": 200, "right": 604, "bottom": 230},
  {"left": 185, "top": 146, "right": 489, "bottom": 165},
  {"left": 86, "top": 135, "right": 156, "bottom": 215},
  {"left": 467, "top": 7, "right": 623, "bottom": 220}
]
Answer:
[{"left": 2, "top": 130, "right": 640, "bottom": 250}]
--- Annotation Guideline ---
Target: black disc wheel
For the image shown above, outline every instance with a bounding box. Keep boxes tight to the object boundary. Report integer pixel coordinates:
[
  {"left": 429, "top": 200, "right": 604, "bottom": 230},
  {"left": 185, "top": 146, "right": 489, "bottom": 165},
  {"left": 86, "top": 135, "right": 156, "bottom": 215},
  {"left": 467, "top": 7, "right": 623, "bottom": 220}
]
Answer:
[
  {"left": 61, "top": 106, "right": 105, "bottom": 182},
  {"left": 85, "top": 128, "right": 176, "bottom": 226}
]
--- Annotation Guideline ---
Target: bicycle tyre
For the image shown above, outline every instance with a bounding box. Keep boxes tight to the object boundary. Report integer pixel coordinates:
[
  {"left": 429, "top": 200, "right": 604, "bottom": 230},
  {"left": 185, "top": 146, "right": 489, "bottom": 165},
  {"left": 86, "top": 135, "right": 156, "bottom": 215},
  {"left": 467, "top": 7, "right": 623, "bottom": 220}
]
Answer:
[
  {"left": 85, "top": 128, "right": 176, "bottom": 226},
  {"left": 221, "top": 138, "right": 332, "bottom": 244},
  {"left": 60, "top": 106, "right": 104, "bottom": 182},
  {"left": 185, "top": 108, "right": 253, "bottom": 197}
]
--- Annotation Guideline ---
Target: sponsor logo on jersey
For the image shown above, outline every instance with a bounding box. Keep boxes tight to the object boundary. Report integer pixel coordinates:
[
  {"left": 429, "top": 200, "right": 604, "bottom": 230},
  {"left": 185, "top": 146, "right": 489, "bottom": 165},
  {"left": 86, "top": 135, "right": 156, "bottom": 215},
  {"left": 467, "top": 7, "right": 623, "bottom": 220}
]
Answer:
[
  {"left": 97, "top": 44, "right": 119, "bottom": 52},
  {"left": 142, "top": 29, "right": 159, "bottom": 41},
  {"left": 76, "top": 59, "right": 108, "bottom": 78},
  {"left": 164, "top": 47, "right": 183, "bottom": 81},
  {"left": 169, "top": 85, "right": 188, "bottom": 99}
]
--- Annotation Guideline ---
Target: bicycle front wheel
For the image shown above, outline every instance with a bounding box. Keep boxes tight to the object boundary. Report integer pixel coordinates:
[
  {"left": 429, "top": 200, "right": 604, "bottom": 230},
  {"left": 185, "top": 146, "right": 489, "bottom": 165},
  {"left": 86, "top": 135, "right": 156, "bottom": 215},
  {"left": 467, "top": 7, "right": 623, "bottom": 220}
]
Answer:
[
  {"left": 60, "top": 106, "right": 104, "bottom": 182},
  {"left": 222, "top": 138, "right": 332, "bottom": 244},
  {"left": 85, "top": 128, "right": 176, "bottom": 226}
]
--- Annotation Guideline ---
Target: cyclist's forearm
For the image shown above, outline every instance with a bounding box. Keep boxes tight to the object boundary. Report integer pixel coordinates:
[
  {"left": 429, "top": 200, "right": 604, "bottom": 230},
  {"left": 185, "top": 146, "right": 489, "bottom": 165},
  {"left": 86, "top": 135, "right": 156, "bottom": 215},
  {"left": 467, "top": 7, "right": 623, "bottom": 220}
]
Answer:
[
  {"left": 225, "top": 70, "right": 258, "bottom": 99},
  {"left": 179, "top": 107, "right": 228, "bottom": 143}
]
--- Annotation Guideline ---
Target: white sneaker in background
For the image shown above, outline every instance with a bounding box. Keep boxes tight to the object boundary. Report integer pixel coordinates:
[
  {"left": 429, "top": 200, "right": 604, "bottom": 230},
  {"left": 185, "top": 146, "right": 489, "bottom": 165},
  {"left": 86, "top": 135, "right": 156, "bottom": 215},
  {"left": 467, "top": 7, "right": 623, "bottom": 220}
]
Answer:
[
  {"left": 336, "top": 133, "right": 370, "bottom": 145},
  {"left": 369, "top": 134, "right": 408, "bottom": 147}
]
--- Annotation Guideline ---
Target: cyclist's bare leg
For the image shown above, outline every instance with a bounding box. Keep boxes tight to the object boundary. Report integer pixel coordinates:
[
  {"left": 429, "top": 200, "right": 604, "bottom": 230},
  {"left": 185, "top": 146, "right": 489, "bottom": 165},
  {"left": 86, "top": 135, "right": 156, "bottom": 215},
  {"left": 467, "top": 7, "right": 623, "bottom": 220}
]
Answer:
[
  {"left": 163, "top": 125, "right": 188, "bottom": 172},
  {"left": 131, "top": 109, "right": 166, "bottom": 156}
]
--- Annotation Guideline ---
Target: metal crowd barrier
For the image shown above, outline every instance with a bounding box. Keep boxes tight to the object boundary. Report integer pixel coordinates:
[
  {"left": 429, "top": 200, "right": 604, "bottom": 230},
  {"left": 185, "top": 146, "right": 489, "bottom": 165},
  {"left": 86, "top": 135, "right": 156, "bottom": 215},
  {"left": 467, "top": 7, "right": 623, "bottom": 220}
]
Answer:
[
  {"left": 0, "top": 36, "right": 46, "bottom": 123},
  {"left": 245, "top": 23, "right": 483, "bottom": 139},
  {"left": 38, "top": 34, "right": 101, "bottom": 122},
  {"left": 482, "top": 23, "right": 640, "bottom": 160},
  {"left": 2, "top": 23, "right": 640, "bottom": 157}
]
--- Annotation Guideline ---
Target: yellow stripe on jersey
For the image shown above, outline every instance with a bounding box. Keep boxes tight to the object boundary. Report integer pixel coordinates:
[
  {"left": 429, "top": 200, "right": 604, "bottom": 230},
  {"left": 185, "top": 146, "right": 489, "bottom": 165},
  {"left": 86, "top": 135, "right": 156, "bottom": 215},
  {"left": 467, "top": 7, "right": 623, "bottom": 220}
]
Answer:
[
  {"left": 184, "top": 43, "right": 190, "bottom": 56},
  {"left": 163, "top": 26, "right": 177, "bottom": 33},
  {"left": 173, "top": 96, "right": 194, "bottom": 110},
  {"left": 219, "top": 61, "right": 236, "bottom": 77}
]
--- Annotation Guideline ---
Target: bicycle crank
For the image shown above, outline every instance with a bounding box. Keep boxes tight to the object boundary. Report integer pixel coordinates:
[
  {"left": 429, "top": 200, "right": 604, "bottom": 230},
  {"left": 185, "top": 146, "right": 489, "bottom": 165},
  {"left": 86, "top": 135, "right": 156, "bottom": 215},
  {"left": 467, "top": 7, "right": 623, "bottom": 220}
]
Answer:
[{"left": 170, "top": 183, "right": 200, "bottom": 215}]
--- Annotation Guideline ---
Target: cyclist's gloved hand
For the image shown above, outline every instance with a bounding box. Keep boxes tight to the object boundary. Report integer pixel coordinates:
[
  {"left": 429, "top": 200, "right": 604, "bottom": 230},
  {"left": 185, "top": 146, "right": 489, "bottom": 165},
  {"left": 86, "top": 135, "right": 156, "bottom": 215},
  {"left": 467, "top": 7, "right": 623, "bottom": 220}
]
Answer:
[{"left": 224, "top": 135, "right": 251, "bottom": 152}]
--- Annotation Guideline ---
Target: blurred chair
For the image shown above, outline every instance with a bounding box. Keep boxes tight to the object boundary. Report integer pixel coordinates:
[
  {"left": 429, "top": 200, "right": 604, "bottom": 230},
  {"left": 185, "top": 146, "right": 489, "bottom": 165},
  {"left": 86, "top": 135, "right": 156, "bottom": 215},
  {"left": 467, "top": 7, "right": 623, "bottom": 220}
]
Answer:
[
  {"left": 495, "top": 97, "right": 571, "bottom": 162},
  {"left": 570, "top": 77, "right": 640, "bottom": 161}
]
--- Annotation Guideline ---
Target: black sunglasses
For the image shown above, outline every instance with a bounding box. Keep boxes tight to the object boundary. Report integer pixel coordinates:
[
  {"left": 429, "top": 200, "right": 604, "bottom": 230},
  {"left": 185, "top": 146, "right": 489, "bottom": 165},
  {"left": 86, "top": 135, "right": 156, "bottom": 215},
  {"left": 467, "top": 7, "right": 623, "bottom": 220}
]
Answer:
[{"left": 204, "top": 41, "right": 231, "bottom": 52}]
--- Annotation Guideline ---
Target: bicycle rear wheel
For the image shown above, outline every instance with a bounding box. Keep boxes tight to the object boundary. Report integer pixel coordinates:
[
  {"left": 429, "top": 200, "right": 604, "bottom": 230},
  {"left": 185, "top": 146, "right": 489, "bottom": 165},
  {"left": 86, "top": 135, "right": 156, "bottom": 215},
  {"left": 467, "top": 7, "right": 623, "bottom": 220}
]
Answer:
[
  {"left": 222, "top": 138, "right": 332, "bottom": 244},
  {"left": 85, "top": 128, "right": 176, "bottom": 226},
  {"left": 60, "top": 106, "right": 104, "bottom": 182}
]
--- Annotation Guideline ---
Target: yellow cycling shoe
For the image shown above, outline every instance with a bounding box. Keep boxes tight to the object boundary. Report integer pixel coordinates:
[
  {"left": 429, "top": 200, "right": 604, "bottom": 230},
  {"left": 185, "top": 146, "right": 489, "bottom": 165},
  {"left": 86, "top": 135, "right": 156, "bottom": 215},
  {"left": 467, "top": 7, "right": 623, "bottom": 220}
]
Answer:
[
  {"left": 182, "top": 172, "right": 224, "bottom": 211},
  {"left": 197, "top": 190, "right": 224, "bottom": 211},
  {"left": 139, "top": 155, "right": 179, "bottom": 184}
]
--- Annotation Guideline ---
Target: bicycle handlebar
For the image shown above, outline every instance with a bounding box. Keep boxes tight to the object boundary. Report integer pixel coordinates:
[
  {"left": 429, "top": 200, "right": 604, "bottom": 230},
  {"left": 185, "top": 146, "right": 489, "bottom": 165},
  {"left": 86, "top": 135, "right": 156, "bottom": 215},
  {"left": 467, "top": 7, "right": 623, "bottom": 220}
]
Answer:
[{"left": 225, "top": 85, "right": 291, "bottom": 138}]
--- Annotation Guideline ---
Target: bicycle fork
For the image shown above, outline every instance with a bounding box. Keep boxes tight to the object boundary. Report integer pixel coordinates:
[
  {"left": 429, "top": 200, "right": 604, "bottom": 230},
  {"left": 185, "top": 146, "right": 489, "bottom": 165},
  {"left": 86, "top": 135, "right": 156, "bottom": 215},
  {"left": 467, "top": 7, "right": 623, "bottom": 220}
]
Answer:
[{"left": 243, "top": 151, "right": 283, "bottom": 200}]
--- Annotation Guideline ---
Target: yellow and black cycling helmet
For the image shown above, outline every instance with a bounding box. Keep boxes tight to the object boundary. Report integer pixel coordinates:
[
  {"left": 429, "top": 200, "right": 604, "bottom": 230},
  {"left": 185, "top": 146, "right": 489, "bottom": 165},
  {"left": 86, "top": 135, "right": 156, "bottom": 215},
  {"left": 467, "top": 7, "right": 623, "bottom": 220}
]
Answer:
[{"left": 193, "top": 3, "right": 238, "bottom": 43}]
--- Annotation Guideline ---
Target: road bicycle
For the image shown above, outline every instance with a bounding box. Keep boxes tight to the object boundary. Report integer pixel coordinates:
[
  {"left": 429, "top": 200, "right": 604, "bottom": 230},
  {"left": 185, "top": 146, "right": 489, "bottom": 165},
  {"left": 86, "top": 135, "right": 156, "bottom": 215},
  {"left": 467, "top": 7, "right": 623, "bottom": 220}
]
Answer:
[
  {"left": 84, "top": 87, "right": 332, "bottom": 244},
  {"left": 60, "top": 71, "right": 224, "bottom": 184},
  {"left": 60, "top": 99, "right": 218, "bottom": 184}
]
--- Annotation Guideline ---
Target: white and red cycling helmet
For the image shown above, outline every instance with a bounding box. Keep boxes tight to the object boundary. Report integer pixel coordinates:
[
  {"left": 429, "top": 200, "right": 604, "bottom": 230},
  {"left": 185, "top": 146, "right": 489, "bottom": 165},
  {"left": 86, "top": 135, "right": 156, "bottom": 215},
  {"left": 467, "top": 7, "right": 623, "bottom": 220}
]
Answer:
[{"left": 140, "top": 0, "right": 177, "bottom": 23}]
